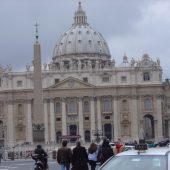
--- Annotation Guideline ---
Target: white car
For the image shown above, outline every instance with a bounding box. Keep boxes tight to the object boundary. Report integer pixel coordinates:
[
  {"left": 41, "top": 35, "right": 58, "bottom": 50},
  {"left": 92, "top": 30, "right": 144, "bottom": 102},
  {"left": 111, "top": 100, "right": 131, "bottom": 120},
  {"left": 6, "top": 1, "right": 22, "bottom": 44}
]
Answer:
[{"left": 98, "top": 145, "right": 170, "bottom": 170}]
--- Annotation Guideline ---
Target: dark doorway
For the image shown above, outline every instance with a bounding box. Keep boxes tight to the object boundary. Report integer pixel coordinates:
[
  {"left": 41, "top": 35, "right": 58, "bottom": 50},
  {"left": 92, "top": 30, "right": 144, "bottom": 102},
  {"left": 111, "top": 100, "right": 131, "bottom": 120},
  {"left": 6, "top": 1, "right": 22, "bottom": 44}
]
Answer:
[
  {"left": 104, "top": 124, "right": 112, "bottom": 140},
  {"left": 85, "top": 130, "right": 90, "bottom": 142},
  {"left": 144, "top": 114, "right": 155, "bottom": 139},
  {"left": 56, "top": 131, "right": 62, "bottom": 143},
  {"left": 69, "top": 125, "right": 77, "bottom": 142}
]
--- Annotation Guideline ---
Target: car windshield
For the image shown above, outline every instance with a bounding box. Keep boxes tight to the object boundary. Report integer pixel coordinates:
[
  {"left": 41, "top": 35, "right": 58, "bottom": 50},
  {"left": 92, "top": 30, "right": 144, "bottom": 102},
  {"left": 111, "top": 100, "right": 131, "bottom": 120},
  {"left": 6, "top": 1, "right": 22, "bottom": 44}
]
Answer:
[{"left": 100, "top": 155, "right": 167, "bottom": 170}]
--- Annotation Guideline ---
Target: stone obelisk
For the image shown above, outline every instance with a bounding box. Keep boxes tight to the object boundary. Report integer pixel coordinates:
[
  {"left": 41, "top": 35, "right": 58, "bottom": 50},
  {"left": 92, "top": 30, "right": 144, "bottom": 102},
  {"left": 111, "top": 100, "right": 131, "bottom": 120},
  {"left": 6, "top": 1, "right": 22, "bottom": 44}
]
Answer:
[{"left": 33, "top": 22, "right": 44, "bottom": 142}]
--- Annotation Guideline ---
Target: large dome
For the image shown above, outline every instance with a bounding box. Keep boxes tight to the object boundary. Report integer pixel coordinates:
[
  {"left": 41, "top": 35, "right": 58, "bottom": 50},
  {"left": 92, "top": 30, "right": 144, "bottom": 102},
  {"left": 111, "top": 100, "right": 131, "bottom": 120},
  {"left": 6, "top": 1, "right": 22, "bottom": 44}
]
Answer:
[{"left": 53, "top": 2, "right": 111, "bottom": 62}]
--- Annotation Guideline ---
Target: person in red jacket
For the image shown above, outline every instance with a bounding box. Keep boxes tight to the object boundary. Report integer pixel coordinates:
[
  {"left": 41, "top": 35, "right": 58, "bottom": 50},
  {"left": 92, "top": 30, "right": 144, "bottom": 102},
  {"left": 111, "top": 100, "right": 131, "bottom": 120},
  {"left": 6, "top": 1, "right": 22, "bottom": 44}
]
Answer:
[{"left": 115, "top": 138, "right": 123, "bottom": 154}]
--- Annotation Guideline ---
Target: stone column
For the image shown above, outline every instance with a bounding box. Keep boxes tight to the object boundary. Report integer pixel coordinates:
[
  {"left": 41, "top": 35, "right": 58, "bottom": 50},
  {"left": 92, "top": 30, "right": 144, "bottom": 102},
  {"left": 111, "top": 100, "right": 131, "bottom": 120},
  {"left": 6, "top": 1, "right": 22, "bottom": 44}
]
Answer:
[
  {"left": 7, "top": 101, "right": 14, "bottom": 146},
  {"left": 113, "top": 96, "right": 119, "bottom": 141},
  {"left": 96, "top": 96, "right": 102, "bottom": 131},
  {"left": 50, "top": 99, "right": 56, "bottom": 142},
  {"left": 131, "top": 96, "right": 139, "bottom": 141},
  {"left": 90, "top": 97, "right": 96, "bottom": 141},
  {"left": 156, "top": 95, "right": 163, "bottom": 140},
  {"left": 78, "top": 97, "right": 84, "bottom": 142},
  {"left": 26, "top": 100, "right": 33, "bottom": 144},
  {"left": 62, "top": 98, "right": 67, "bottom": 135},
  {"left": 44, "top": 99, "right": 49, "bottom": 143}
]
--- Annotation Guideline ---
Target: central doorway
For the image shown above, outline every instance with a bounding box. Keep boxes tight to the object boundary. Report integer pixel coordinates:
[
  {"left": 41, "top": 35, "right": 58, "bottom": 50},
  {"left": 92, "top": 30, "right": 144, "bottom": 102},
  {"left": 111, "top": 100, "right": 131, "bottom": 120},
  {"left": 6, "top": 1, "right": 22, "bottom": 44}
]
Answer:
[{"left": 69, "top": 125, "right": 77, "bottom": 142}]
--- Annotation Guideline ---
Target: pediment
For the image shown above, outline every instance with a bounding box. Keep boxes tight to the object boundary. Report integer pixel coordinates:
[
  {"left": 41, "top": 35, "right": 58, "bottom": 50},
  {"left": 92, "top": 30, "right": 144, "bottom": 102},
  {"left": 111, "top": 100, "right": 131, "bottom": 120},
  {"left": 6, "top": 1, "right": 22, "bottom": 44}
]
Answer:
[{"left": 47, "top": 77, "right": 95, "bottom": 90}]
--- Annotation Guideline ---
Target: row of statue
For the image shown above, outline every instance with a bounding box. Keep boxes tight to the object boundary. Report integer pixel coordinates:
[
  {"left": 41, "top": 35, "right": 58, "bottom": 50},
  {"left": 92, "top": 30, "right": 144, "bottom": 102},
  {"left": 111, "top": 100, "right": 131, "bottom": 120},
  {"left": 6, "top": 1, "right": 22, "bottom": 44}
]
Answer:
[
  {"left": 48, "top": 59, "right": 116, "bottom": 71},
  {"left": 20, "top": 55, "right": 159, "bottom": 72}
]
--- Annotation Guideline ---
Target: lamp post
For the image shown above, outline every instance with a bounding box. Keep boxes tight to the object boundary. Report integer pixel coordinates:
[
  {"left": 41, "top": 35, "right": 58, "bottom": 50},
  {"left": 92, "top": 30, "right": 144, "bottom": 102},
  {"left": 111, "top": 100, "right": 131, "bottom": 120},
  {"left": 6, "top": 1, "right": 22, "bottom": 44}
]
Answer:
[
  {"left": 2, "top": 125, "right": 7, "bottom": 148},
  {"left": 92, "top": 130, "right": 103, "bottom": 143}
]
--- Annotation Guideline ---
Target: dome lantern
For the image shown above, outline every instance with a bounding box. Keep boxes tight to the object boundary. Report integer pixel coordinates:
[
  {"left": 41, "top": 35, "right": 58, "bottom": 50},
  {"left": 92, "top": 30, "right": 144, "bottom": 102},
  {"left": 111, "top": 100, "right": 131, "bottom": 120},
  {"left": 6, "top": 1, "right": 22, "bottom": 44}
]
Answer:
[{"left": 73, "top": 2, "right": 88, "bottom": 26}]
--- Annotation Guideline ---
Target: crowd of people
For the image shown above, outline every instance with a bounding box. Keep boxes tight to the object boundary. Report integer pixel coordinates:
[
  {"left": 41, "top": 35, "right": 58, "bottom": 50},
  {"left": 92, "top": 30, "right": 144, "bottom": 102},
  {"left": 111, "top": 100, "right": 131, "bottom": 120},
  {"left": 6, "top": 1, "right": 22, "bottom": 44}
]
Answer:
[
  {"left": 56, "top": 138, "right": 116, "bottom": 170},
  {"left": 0, "top": 138, "right": 125, "bottom": 169}
]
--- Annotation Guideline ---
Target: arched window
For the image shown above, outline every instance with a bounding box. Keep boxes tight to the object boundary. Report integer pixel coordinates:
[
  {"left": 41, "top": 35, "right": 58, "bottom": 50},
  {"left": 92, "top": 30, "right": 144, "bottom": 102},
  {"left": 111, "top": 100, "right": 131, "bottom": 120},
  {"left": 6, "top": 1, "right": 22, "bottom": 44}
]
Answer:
[
  {"left": 143, "top": 72, "right": 150, "bottom": 81},
  {"left": 17, "top": 104, "right": 24, "bottom": 125},
  {"left": 122, "top": 99, "right": 128, "bottom": 111},
  {"left": 85, "top": 130, "right": 90, "bottom": 142},
  {"left": 0, "top": 104, "right": 2, "bottom": 117},
  {"left": 18, "top": 104, "right": 23, "bottom": 115},
  {"left": 0, "top": 121, "right": 3, "bottom": 139},
  {"left": 144, "top": 97, "right": 152, "bottom": 111},
  {"left": 55, "top": 102, "right": 61, "bottom": 114},
  {"left": 102, "top": 98, "right": 111, "bottom": 112},
  {"left": 83, "top": 101, "right": 90, "bottom": 113}
]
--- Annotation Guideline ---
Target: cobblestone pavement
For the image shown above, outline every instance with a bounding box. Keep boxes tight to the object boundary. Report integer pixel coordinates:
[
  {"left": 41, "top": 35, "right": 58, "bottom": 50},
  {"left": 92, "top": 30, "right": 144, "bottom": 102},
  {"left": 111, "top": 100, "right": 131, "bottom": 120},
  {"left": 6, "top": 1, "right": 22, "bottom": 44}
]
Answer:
[
  {"left": 0, "top": 159, "right": 101, "bottom": 170},
  {"left": 0, "top": 159, "right": 58, "bottom": 170}
]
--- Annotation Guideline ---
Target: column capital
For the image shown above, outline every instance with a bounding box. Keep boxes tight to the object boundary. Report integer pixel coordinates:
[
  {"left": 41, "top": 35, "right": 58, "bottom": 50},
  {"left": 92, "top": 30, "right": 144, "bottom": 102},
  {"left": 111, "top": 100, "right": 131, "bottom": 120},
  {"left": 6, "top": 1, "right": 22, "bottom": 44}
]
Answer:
[
  {"left": 6, "top": 100, "right": 14, "bottom": 105},
  {"left": 49, "top": 98, "right": 55, "bottom": 103},
  {"left": 26, "top": 100, "right": 32, "bottom": 104},
  {"left": 156, "top": 94, "right": 163, "bottom": 100},
  {"left": 112, "top": 95, "right": 119, "bottom": 101},
  {"left": 131, "top": 95, "right": 139, "bottom": 100},
  {"left": 90, "top": 96, "right": 96, "bottom": 101},
  {"left": 78, "top": 97, "right": 83, "bottom": 102},
  {"left": 61, "top": 97, "right": 67, "bottom": 102},
  {"left": 96, "top": 96, "right": 101, "bottom": 100}
]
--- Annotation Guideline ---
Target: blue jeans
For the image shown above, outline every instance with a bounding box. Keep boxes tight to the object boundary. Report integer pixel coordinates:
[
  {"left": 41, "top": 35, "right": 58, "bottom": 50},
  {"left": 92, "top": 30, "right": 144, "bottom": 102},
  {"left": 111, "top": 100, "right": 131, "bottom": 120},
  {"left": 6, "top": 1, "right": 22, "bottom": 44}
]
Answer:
[{"left": 60, "top": 162, "right": 70, "bottom": 170}]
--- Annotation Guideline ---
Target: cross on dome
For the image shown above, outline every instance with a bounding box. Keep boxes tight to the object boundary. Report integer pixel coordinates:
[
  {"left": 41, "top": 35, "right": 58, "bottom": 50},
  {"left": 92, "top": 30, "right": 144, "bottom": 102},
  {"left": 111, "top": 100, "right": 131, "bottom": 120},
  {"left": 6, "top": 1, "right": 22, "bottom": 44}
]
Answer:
[{"left": 34, "top": 22, "right": 39, "bottom": 43}]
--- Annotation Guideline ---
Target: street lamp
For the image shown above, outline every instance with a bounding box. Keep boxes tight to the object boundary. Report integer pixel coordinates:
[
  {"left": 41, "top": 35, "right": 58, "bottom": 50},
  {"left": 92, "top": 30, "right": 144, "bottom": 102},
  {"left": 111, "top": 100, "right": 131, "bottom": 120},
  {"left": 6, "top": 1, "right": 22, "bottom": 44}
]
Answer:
[
  {"left": 3, "top": 125, "right": 7, "bottom": 148},
  {"left": 0, "top": 125, "right": 7, "bottom": 148},
  {"left": 92, "top": 130, "right": 103, "bottom": 143}
]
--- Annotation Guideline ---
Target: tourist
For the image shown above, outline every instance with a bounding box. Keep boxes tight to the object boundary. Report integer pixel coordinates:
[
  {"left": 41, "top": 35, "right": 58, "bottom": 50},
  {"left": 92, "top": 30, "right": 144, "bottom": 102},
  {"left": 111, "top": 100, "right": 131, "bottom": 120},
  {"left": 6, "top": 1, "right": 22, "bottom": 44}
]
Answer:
[
  {"left": 57, "top": 140, "right": 72, "bottom": 170},
  {"left": 72, "top": 141, "right": 88, "bottom": 170},
  {"left": 98, "top": 138, "right": 114, "bottom": 165},
  {"left": 88, "top": 143, "right": 98, "bottom": 170}
]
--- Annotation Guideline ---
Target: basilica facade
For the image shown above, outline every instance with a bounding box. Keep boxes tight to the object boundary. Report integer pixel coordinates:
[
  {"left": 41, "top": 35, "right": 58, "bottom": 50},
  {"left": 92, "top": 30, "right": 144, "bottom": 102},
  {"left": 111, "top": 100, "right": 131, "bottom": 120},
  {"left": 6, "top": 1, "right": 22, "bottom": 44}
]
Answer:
[{"left": 0, "top": 2, "right": 170, "bottom": 147}]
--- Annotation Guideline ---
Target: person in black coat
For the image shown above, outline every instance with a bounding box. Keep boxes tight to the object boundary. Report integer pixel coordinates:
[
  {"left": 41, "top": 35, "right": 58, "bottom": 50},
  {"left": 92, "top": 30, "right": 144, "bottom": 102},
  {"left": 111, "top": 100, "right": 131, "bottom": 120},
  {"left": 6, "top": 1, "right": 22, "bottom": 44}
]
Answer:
[
  {"left": 98, "top": 138, "right": 114, "bottom": 165},
  {"left": 72, "top": 141, "right": 89, "bottom": 170}
]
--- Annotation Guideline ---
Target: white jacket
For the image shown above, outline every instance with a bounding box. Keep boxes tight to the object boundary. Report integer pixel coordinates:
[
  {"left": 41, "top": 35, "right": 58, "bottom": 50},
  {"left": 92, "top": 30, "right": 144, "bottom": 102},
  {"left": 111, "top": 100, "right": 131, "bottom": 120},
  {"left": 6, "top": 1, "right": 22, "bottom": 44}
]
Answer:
[{"left": 88, "top": 151, "right": 98, "bottom": 161}]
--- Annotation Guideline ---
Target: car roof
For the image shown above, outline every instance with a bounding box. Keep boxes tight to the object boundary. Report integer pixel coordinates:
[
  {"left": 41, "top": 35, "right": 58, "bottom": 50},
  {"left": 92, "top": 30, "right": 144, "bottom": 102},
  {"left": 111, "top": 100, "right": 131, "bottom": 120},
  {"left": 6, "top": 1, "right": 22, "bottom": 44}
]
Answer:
[{"left": 116, "top": 147, "right": 170, "bottom": 156}]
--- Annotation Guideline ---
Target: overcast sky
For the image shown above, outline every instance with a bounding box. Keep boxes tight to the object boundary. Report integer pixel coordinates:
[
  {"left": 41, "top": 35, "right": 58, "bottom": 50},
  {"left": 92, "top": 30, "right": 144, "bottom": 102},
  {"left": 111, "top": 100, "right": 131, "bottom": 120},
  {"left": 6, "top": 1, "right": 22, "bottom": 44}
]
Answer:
[{"left": 0, "top": 0, "right": 170, "bottom": 79}]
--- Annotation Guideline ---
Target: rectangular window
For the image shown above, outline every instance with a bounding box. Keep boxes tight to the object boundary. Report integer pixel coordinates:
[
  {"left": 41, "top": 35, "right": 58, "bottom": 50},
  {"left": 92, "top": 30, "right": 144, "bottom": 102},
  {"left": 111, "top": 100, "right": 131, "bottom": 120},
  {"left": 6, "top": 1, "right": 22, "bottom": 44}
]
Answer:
[
  {"left": 17, "top": 80, "right": 23, "bottom": 87},
  {"left": 144, "top": 97, "right": 152, "bottom": 111},
  {"left": 56, "top": 118, "right": 61, "bottom": 121},
  {"left": 102, "top": 97, "right": 112, "bottom": 113},
  {"left": 55, "top": 102, "right": 61, "bottom": 114},
  {"left": 105, "top": 116, "right": 110, "bottom": 120},
  {"left": 55, "top": 79, "right": 60, "bottom": 84},
  {"left": 121, "top": 76, "right": 127, "bottom": 83},
  {"left": 143, "top": 72, "right": 150, "bottom": 81},
  {"left": 85, "top": 117, "right": 89, "bottom": 120},
  {"left": 83, "top": 77, "right": 88, "bottom": 83},
  {"left": 67, "top": 99, "right": 77, "bottom": 115},
  {"left": 83, "top": 101, "right": 90, "bottom": 113},
  {"left": 102, "top": 76, "right": 110, "bottom": 82}
]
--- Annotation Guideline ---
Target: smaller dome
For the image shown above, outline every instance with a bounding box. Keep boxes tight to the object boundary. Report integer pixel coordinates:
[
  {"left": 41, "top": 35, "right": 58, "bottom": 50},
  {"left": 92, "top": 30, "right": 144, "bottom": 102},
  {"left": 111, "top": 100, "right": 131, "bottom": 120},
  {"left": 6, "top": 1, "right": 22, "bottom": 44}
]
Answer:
[{"left": 120, "top": 54, "right": 131, "bottom": 67}]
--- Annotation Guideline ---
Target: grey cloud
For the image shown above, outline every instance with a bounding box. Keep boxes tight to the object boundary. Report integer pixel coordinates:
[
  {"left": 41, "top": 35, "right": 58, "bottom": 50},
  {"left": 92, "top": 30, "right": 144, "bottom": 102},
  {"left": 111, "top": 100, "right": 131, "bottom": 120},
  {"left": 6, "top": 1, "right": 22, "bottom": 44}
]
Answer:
[{"left": 0, "top": 0, "right": 170, "bottom": 78}]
